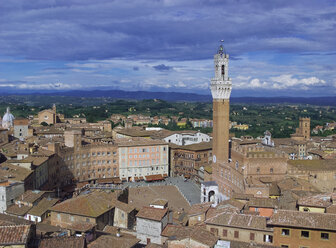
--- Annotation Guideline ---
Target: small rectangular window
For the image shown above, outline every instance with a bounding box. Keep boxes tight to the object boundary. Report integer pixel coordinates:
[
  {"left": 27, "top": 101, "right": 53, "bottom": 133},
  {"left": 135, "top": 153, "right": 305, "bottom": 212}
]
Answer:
[
  {"left": 301, "top": 230, "right": 309, "bottom": 238},
  {"left": 210, "top": 228, "right": 218, "bottom": 236},
  {"left": 281, "top": 229, "right": 290, "bottom": 236},
  {"left": 263, "top": 234, "right": 273, "bottom": 243},
  {"left": 280, "top": 245, "right": 289, "bottom": 248},
  {"left": 250, "top": 233, "right": 255, "bottom": 241},
  {"left": 321, "top": 232, "right": 329, "bottom": 240},
  {"left": 222, "top": 229, "right": 227, "bottom": 237},
  {"left": 234, "top": 231, "right": 239, "bottom": 238}
]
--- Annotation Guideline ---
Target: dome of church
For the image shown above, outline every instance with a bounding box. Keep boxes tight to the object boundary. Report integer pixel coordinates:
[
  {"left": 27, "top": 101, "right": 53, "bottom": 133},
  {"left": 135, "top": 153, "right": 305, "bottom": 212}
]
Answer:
[{"left": 2, "top": 107, "right": 14, "bottom": 129}]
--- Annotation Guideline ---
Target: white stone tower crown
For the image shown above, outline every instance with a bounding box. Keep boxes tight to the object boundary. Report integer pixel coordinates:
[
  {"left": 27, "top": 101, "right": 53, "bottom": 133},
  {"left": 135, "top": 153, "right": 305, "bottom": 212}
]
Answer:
[{"left": 210, "top": 44, "right": 232, "bottom": 100}]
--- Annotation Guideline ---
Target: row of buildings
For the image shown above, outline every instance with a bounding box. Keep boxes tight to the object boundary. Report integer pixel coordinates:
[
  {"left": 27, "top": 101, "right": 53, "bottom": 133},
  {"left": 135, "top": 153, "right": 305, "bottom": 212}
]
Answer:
[{"left": 0, "top": 44, "right": 335, "bottom": 247}]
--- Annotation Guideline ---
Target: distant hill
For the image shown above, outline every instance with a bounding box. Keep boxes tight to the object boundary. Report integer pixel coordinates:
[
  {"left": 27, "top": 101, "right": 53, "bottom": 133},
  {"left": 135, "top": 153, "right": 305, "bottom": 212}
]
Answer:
[
  {"left": 1, "top": 89, "right": 336, "bottom": 106},
  {"left": 44, "top": 90, "right": 212, "bottom": 102}
]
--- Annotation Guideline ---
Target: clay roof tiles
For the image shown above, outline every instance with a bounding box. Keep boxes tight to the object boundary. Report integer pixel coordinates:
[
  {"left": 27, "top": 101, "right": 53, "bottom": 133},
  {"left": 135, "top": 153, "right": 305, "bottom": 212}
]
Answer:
[
  {"left": 205, "top": 212, "right": 271, "bottom": 232},
  {"left": 0, "top": 163, "right": 33, "bottom": 182},
  {"left": 136, "top": 206, "right": 168, "bottom": 221},
  {"left": 187, "top": 202, "right": 212, "bottom": 216},
  {"left": 16, "top": 190, "right": 49, "bottom": 204},
  {"left": 87, "top": 234, "right": 140, "bottom": 248},
  {"left": 268, "top": 210, "right": 336, "bottom": 231},
  {"left": 248, "top": 197, "right": 279, "bottom": 209},
  {"left": 297, "top": 194, "right": 333, "bottom": 208},
  {"left": 5, "top": 204, "right": 32, "bottom": 216},
  {"left": 39, "top": 236, "right": 86, "bottom": 248},
  {"left": 50, "top": 191, "right": 117, "bottom": 218},
  {"left": 162, "top": 224, "right": 218, "bottom": 247},
  {"left": 27, "top": 197, "right": 59, "bottom": 217},
  {"left": 0, "top": 224, "right": 31, "bottom": 245}
]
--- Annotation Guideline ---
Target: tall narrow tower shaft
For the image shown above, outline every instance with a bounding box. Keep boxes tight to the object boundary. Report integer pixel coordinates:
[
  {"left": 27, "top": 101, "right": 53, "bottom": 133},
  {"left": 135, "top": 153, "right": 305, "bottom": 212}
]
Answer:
[{"left": 210, "top": 44, "right": 232, "bottom": 164}]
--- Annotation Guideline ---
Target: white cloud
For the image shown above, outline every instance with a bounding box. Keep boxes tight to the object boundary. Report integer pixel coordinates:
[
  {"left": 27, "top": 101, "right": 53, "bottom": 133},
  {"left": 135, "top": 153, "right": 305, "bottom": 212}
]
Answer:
[
  {"left": 0, "top": 82, "right": 80, "bottom": 90},
  {"left": 233, "top": 74, "right": 326, "bottom": 91},
  {"left": 270, "top": 74, "right": 325, "bottom": 89}
]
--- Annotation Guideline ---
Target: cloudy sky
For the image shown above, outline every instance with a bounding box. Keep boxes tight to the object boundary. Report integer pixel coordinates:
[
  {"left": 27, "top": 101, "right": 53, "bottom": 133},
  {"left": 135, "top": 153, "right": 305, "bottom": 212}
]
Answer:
[{"left": 0, "top": 0, "right": 335, "bottom": 97}]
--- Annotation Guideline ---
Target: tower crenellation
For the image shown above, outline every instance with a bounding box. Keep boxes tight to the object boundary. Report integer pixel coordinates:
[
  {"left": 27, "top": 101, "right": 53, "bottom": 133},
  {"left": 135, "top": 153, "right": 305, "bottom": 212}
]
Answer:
[{"left": 210, "top": 44, "right": 232, "bottom": 100}]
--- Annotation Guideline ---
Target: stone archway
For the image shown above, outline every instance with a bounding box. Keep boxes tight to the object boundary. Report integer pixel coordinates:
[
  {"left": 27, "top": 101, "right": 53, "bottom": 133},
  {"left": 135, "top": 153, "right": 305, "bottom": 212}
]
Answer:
[{"left": 208, "top": 190, "right": 215, "bottom": 202}]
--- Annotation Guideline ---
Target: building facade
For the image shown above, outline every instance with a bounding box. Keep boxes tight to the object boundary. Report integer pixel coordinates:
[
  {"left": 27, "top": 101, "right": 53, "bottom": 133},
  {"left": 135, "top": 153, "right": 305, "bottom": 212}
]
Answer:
[
  {"left": 268, "top": 210, "right": 336, "bottom": 248},
  {"left": 13, "top": 119, "right": 29, "bottom": 140},
  {"left": 0, "top": 181, "right": 25, "bottom": 213},
  {"left": 163, "top": 131, "right": 211, "bottom": 146},
  {"left": 117, "top": 139, "right": 169, "bottom": 182},
  {"left": 170, "top": 142, "right": 212, "bottom": 182}
]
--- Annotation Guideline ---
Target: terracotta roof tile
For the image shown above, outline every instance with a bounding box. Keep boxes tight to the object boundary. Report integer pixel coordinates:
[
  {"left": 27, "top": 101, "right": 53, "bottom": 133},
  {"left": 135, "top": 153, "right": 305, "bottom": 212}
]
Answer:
[
  {"left": 297, "top": 193, "right": 333, "bottom": 208},
  {"left": 39, "top": 236, "right": 86, "bottom": 248},
  {"left": 217, "top": 199, "right": 245, "bottom": 210},
  {"left": 0, "top": 163, "right": 33, "bottom": 182},
  {"left": 162, "top": 224, "right": 218, "bottom": 247},
  {"left": 268, "top": 210, "right": 336, "bottom": 231},
  {"left": 136, "top": 206, "right": 168, "bottom": 221},
  {"left": 51, "top": 191, "right": 117, "bottom": 217},
  {"left": 187, "top": 202, "right": 212, "bottom": 216},
  {"left": 0, "top": 224, "right": 31, "bottom": 245},
  {"left": 288, "top": 159, "right": 336, "bottom": 171},
  {"left": 248, "top": 197, "right": 279, "bottom": 209},
  {"left": 169, "top": 141, "right": 212, "bottom": 151},
  {"left": 205, "top": 212, "right": 271, "bottom": 231},
  {"left": 88, "top": 234, "right": 140, "bottom": 248},
  {"left": 27, "top": 198, "right": 59, "bottom": 217},
  {"left": 16, "top": 190, "right": 50, "bottom": 204},
  {"left": 6, "top": 204, "right": 32, "bottom": 216}
]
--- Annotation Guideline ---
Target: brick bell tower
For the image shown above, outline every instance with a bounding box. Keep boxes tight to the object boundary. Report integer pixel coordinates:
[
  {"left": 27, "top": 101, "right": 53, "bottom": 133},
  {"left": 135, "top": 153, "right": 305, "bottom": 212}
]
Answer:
[
  {"left": 201, "top": 43, "right": 240, "bottom": 204},
  {"left": 210, "top": 42, "right": 232, "bottom": 164}
]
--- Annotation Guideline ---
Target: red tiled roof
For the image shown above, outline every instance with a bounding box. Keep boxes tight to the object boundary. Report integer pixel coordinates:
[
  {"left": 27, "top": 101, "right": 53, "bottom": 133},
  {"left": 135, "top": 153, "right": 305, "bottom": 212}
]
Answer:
[
  {"left": 162, "top": 224, "right": 218, "bottom": 247},
  {"left": 39, "top": 236, "right": 86, "bottom": 248},
  {"left": 0, "top": 225, "right": 31, "bottom": 245},
  {"left": 205, "top": 212, "right": 271, "bottom": 231},
  {"left": 62, "top": 222, "right": 96, "bottom": 232},
  {"left": 6, "top": 204, "right": 32, "bottom": 216},
  {"left": 268, "top": 210, "right": 336, "bottom": 231},
  {"left": 145, "top": 174, "right": 164, "bottom": 181},
  {"left": 87, "top": 234, "right": 140, "bottom": 248},
  {"left": 136, "top": 206, "right": 168, "bottom": 221},
  {"left": 50, "top": 191, "right": 117, "bottom": 217},
  {"left": 188, "top": 202, "right": 212, "bottom": 216}
]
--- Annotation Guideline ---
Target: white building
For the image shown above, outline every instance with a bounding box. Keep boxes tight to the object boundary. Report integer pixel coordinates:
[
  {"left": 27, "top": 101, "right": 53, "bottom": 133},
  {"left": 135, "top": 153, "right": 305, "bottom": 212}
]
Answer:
[
  {"left": 262, "top": 130, "right": 274, "bottom": 147},
  {"left": 2, "top": 107, "right": 15, "bottom": 130},
  {"left": 0, "top": 181, "right": 25, "bottom": 213},
  {"left": 163, "top": 131, "right": 211, "bottom": 146},
  {"left": 116, "top": 138, "right": 169, "bottom": 182}
]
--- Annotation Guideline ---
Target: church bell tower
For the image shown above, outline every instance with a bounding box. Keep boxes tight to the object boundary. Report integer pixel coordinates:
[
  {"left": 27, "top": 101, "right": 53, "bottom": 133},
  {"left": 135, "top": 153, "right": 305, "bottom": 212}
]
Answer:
[{"left": 210, "top": 43, "right": 232, "bottom": 164}]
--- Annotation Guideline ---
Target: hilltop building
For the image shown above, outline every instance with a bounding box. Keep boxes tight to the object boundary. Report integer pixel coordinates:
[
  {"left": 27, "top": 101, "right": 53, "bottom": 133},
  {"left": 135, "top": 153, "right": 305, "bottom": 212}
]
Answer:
[
  {"left": 37, "top": 104, "right": 64, "bottom": 125},
  {"left": 291, "top": 117, "right": 310, "bottom": 141}
]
